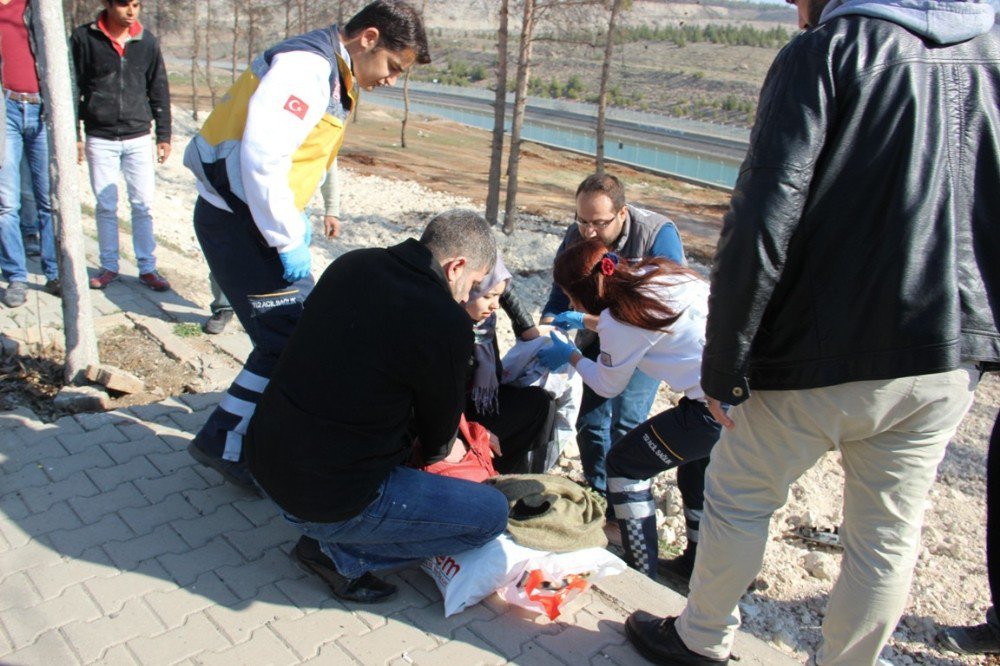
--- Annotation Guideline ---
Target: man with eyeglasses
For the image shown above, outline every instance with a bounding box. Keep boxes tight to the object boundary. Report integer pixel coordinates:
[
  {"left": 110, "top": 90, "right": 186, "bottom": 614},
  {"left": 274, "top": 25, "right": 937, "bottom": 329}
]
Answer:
[{"left": 541, "top": 172, "right": 686, "bottom": 542}]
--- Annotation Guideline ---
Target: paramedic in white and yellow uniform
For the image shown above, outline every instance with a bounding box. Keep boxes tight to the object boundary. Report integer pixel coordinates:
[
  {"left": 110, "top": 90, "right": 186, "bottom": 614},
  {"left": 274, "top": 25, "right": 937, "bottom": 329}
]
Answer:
[{"left": 182, "top": 0, "right": 431, "bottom": 489}]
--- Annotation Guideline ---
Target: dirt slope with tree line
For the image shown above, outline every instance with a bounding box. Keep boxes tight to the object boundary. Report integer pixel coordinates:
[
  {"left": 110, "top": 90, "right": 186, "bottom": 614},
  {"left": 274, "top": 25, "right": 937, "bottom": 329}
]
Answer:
[{"left": 126, "top": 0, "right": 796, "bottom": 131}]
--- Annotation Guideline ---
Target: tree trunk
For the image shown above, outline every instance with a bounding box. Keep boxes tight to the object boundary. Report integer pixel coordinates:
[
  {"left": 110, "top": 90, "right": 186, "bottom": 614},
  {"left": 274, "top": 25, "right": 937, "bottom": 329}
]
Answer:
[
  {"left": 399, "top": 0, "right": 425, "bottom": 149},
  {"left": 484, "top": 0, "right": 509, "bottom": 226},
  {"left": 596, "top": 0, "right": 623, "bottom": 174},
  {"left": 36, "top": 0, "right": 99, "bottom": 383},
  {"left": 205, "top": 0, "right": 217, "bottom": 106},
  {"left": 502, "top": 0, "right": 535, "bottom": 235},
  {"left": 285, "top": 2, "right": 292, "bottom": 38},
  {"left": 400, "top": 70, "right": 410, "bottom": 148},
  {"left": 231, "top": 1, "right": 240, "bottom": 82},
  {"left": 246, "top": 6, "right": 256, "bottom": 64},
  {"left": 191, "top": 2, "right": 201, "bottom": 120}
]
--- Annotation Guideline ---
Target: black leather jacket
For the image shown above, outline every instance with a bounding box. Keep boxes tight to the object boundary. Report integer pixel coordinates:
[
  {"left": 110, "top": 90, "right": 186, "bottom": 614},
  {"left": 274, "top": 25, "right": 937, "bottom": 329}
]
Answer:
[{"left": 702, "top": 16, "right": 1000, "bottom": 405}]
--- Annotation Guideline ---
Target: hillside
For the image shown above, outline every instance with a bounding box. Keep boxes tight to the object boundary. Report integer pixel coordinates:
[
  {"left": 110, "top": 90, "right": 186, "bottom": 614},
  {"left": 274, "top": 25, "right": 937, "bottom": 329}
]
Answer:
[{"left": 159, "top": 0, "right": 798, "bottom": 129}]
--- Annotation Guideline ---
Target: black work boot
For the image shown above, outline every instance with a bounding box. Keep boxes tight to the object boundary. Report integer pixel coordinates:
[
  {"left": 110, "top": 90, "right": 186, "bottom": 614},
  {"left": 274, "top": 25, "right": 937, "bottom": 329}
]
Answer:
[
  {"left": 292, "top": 536, "right": 397, "bottom": 604},
  {"left": 658, "top": 542, "right": 697, "bottom": 587}
]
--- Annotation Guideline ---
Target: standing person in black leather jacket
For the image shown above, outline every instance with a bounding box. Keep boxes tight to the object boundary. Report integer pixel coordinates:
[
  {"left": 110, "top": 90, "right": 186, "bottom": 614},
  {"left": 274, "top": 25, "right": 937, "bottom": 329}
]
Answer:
[{"left": 624, "top": 0, "right": 1000, "bottom": 663}]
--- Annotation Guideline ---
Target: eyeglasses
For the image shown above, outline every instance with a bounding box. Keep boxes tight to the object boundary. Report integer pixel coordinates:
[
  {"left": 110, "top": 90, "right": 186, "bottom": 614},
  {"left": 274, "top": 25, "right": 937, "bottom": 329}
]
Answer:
[{"left": 575, "top": 210, "right": 620, "bottom": 230}]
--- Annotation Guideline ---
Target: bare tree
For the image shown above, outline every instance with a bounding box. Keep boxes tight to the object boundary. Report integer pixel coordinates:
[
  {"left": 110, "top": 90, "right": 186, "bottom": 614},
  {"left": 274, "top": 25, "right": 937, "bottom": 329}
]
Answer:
[
  {"left": 231, "top": 0, "right": 242, "bottom": 81},
  {"left": 62, "top": 0, "right": 90, "bottom": 31},
  {"left": 191, "top": 1, "right": 201, "bottom": 120},
  {"left": 400, "top": 0, "right": 427, "bottom": 149},
  {"left": 595, "top": 0, "right": 627, "bottom": 173},
  {"left": 205, "top": 0, "right": 218, "bottom": 106},
  {"left": 401, "top": 71, "right": 411, "bottom": 148},
  {"left": 502, "top": 0, "right": 536, "bottom": 235},
  {"left": 484, "top": 0, "right": 510, "bottom": 226},
  {"left": 38, "top": 0, "right": 99, "bottom": 383}
]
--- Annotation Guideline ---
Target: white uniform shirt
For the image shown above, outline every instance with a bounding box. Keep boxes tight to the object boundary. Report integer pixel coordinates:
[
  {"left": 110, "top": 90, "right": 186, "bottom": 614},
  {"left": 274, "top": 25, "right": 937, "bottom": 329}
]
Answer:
[
  {"left": 575, "top": 275, "right": 709, "bottom": 402},
  {"left": 192, "top": 50, "right": 336, "bottom": 253}
]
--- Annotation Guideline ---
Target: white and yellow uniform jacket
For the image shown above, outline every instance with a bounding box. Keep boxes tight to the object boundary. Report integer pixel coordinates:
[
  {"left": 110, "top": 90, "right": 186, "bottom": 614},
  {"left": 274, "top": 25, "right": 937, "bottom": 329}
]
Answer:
[{"left": 183, "top": 26, "right": 357, "bottom": 254}]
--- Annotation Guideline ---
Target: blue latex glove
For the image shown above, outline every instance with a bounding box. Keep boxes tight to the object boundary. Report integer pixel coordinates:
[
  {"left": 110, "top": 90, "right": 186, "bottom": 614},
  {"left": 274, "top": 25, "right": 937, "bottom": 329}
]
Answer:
[
  {"left": 279, "top": 243, "right": 311, "bottom": 283},
  {"left": 537, "top": 332, "right": 579, "bottom": 371},
  {"left": 552, "top": 311, "right": 586, "bottom": 331}
]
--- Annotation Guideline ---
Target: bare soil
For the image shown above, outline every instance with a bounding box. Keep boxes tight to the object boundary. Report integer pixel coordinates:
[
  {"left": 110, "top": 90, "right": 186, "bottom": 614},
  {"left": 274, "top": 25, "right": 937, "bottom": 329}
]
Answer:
[{"left": 0, "top": 325, "right": 199, "bottom": 419}]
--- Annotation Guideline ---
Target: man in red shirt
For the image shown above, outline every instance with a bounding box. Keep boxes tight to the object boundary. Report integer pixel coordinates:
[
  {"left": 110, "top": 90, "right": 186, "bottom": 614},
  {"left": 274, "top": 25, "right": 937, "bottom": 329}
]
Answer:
[{"left": 0, "top": 0, "right": 60, "bottom": 308}]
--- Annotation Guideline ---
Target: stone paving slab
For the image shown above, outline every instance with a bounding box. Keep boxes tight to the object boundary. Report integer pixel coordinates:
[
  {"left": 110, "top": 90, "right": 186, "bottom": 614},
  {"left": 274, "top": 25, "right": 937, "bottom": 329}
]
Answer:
[
  {"left": 1, "top": 223, "right": 795, "bottom": 665},
  {"left": 0, "top": 397, "right": 797, "bottom": 666}
]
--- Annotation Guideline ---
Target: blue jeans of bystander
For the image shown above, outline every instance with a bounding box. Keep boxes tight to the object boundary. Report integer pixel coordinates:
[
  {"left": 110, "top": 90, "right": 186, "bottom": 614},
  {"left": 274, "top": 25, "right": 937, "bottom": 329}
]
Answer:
[
  {"left": 0, "top": 97, "right": 58, "bottom": 282},
  {"left": 85, "top": 134, "right": 158, "bottom": 274}
]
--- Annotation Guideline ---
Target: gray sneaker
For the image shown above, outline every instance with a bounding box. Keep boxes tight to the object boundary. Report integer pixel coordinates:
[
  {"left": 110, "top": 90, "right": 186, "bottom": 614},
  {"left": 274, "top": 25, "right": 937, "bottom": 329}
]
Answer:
[{"left": 2, "top": 281, "right": 28, "bottom": 308}]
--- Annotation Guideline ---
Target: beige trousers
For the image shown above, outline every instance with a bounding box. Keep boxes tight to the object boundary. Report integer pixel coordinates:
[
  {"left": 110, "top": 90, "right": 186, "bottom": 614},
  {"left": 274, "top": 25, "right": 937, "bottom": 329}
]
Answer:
[{"left": 675, "top": 368, "right": 977, "bottom": 665}]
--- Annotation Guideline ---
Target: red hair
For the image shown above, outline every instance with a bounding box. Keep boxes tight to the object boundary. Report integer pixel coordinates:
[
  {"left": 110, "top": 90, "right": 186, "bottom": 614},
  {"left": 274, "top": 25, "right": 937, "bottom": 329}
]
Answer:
[{"left": 552, "top": 238, "right": 699, "bottom": 331}]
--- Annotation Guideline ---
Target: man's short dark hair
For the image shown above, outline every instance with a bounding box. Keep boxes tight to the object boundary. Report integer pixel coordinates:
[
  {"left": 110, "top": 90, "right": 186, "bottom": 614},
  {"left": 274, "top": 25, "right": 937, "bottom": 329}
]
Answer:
[
  {"left": 576, "top": 173, "right": 626, "bottom": 211},
  {"left": 344, "top": 0, "right": 431, "bottom": 65},
  {"left": 420, "top": 209, "right": 497, "bottom": 274}
]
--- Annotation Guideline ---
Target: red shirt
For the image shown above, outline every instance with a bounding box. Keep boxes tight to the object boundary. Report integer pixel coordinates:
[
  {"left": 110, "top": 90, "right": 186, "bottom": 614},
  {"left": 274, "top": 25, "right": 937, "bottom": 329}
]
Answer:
[
  {"left": 0, "top": 0, "right": 40, "bottom": 94},
  {"left": 96, "top": 10, "right": 143, "bottom": 58}
]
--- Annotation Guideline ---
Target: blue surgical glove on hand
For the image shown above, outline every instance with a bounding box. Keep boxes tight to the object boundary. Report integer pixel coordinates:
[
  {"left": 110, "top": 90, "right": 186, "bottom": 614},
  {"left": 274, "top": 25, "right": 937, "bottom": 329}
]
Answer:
[
  {"left": 537, "top": 331, "right": 579, "bottom": 371},
  {"left": 279, "top": 244, "right": 311, "bottom": 283},
  {"left": 552, "top": 311, "right": 586, "bottom": 331}
]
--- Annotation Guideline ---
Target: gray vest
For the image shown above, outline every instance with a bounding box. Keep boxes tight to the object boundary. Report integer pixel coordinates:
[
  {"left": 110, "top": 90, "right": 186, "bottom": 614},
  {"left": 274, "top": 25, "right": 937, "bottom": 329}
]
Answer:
[{"left": 561, "top": 204, "right": 674, "bottom": 263}]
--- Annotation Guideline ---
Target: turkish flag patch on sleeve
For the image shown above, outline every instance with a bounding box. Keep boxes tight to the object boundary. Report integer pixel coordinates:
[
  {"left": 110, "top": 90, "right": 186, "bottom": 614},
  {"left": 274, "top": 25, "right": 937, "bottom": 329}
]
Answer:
[{"left": 283, "top": 95, "right": 309, "bottom": 119}]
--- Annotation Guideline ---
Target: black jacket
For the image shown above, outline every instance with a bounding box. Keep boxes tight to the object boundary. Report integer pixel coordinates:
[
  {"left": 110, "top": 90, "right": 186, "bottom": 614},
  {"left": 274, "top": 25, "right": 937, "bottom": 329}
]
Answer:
[
  {"left": 70, "top": 17, "right": 170, "bottom": 142},
  {"left": 246, "top": 239, "right": 473, "bottom": 522},
  {"left": 703, "top": 15, "right": 1000, "bottom": 405}
]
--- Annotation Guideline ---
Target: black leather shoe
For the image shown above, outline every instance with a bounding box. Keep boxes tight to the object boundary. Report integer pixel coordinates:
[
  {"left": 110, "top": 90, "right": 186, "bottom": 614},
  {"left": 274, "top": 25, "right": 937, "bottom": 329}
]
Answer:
[
  {"left": 939, "top": 607, "right": 1000, "bottom": 654},
  {"left": 625, "top": 611, "right": 729, "bottom": 665},
  {"left": 187, "top": 441, "right": 261, "bottom": 495},
  {"left": 658, "top": 554, "right": 695, "bottom": 586},
  {"left": 292, "top": 536, "right": 397, "bottom": 603}
]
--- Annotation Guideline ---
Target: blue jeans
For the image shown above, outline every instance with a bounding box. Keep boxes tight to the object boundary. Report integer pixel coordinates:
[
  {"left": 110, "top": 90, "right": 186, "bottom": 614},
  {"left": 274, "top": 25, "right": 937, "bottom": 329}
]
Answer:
[
  {"left": 18, "top": 153, "right": 38, "bottom": 236},
  {"left": 192, "top": 197, "right": 314, "bottom": 461},
  {"left": 0, "top": 98, "right": 57, "bottom": 282},
  {"left": 85, "top": 135, "right": 158, "bottom": 274},
  {"left": 283, "top": 466, "right": 509, "bottom": 579},
  {"left": 576, "top": 338, "right": 660, "bottom": 494}
]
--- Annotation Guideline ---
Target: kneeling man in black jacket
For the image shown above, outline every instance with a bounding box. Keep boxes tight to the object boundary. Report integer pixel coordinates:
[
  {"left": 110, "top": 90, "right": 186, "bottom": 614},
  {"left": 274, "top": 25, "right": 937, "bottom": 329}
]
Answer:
[{"left": 245, "top": 209, "right": 509, "bottom": 602}]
